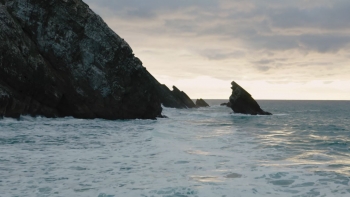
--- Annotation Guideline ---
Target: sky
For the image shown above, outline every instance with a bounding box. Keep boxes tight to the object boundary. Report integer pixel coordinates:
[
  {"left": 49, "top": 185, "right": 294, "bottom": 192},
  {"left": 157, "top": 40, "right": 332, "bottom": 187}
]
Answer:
[{"left": 84, "top": 0, "right": 350, "bottom": 100}]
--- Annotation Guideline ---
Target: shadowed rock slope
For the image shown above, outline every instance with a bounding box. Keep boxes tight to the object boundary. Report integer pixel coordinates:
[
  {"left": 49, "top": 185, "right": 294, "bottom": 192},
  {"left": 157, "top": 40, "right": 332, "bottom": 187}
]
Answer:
[
  {"left": 229, "top": 81, "right": 272, "bottom": 115},
  {"left": 141, "top": 74, "right": 196, "bottom": 109},
  {"left": 0, "top": 0, "right": 166, "bottom": 119},
  {"left": 171, "top": 86, "right": 196, "bottom": 108},
  {"left": 195, "top": 98, "right": 209, "bottom": 107}
]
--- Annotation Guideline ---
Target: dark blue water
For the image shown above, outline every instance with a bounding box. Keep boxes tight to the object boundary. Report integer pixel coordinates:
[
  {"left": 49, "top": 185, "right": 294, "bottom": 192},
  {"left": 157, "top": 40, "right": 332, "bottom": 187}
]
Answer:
[
  {"left": 210, "top": 100, "right": 350, "bottom": 195},
  {"left": 230, "top": 100, "right": 350, "bottom": 166},
  {"left": 0, "top": 100, "right": 349, "bottom": 197}
]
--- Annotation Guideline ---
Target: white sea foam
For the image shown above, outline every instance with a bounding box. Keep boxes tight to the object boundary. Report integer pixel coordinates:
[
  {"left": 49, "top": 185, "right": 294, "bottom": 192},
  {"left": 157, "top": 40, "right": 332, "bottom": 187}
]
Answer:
[{"left": 0, "top": 102, "right": 350, "bottom": 197}]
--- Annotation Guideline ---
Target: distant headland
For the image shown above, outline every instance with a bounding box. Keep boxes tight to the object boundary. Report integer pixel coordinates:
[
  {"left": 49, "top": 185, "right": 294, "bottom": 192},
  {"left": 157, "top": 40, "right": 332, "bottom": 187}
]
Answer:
[{"left": 0, "top": 0, "right": 270, "bottom": 119}]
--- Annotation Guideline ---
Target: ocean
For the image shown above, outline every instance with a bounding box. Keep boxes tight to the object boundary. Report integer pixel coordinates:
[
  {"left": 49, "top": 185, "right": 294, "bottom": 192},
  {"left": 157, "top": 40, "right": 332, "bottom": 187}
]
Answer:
[{"left": 0, "top": 100, "right": 349, "bottom": 197}]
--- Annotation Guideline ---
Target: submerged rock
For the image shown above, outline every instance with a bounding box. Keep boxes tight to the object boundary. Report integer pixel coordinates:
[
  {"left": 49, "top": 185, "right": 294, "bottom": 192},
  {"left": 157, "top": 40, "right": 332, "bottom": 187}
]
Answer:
[
  {"left": 220, "top": 102, "right": 231, "bottom": 107},
  {"left": 195, "top": 98, "right": 209, "bottom": 107},
  {"left": 0, "top": 0, "right": 164, "bottom": 119},
  {"left": 225, "top": 173, "right": 242, "bottom": 179},
  {"left": 229, "top": 81, "right": 272, "bottom": 115}
]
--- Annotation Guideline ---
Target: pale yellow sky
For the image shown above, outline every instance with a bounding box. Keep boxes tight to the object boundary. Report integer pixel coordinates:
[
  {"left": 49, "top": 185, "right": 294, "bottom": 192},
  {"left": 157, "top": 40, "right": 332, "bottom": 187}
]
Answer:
[{"left": 85, "top": 0, "right": 350, "bottom": 100}]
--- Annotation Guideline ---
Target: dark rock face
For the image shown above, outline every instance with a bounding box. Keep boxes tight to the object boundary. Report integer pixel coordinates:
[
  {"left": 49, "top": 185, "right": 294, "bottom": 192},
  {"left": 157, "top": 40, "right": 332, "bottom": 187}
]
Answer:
[
  {"left": 196, "top": 98, "right": 209, "bottom": 107},
  {"left": 153, "top": 84, "right": 188, "bottom": 109},
  {"left": 170, "top": 86, "right": 196, "bottom": 108},
  {"left": 0, "top": 0, "right": 163, "bottom": 119},
  {"left": 229, "top": 81, "right": 272, "bottom": 115}
]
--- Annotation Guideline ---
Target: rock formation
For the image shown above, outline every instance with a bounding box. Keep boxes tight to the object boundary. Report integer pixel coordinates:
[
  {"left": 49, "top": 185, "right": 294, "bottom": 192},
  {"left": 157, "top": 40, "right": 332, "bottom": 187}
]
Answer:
[
  {"left": 153, "top": 84, "right": 189, "bottom": 109},
  {"left": 170, "top": 86, "right": 196, "bottom": 108},
  {"left": 220, "top": 102, "right": 231, "bottom": 107},
  {"left": 229, "top": 81, "right": 272, "bottom": 115},
  {"left": 0, "top": 0, "right": 166, "bottom": 119},
  {"left": 195, "top": 98, "right": 209, "bottom": 107}
]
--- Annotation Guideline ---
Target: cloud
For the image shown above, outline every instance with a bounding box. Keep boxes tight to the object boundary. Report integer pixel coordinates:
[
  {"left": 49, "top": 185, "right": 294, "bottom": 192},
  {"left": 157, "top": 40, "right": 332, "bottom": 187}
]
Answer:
[
  {"left": 198, "top": 49, "right": 245, "bottom": 60},
  {"left": 267, "top": 1, "right": 350, "bottom": 30},
  {"left": 253, "top": 59, "right": 274, "bottom": 65},
  {"left": 255, "top": 65, "right": 270, "bottom": 72},
  {"left": 83, "top": 0, "right": 350, "bottom": 99},
  {"left": 84, "top": 0, "right": 350, "bottom": 59}
]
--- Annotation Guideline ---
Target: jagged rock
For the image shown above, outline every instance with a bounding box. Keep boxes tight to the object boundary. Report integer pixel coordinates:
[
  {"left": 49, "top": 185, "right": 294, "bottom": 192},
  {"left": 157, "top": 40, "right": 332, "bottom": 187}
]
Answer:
[
  {"left": 229, "top": 81, "right": 272, "bottom": 115},
  {"left": 170, "top": 86, "right": 196, "bottom": 108},
  {"left": 196, "top": 98, "right": 209, "bottom": 107},
  {"left": 154, "top": 84, "right": 188, "bottom": 109},
  {"left": 220, "top": 102, "right": 231, "bottom": 107},
  {"left": 0, "top": 0, "right": 163, "bottom": 119},
  {"left": 154, "top": 84, "right": 199, "bottom": 109}
]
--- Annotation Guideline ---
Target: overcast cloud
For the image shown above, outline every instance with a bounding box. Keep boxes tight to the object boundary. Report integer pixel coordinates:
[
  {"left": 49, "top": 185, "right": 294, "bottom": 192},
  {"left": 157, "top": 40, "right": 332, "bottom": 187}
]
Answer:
[{"left": 84, "top": 0, "right": 350, "bottom": 99}]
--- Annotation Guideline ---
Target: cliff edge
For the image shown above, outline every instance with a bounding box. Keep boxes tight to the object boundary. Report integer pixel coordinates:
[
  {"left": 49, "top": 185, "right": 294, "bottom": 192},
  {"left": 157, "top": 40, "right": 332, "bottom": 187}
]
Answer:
[{"left": 0, "top": 0, "right": 163, "bottom": 119}]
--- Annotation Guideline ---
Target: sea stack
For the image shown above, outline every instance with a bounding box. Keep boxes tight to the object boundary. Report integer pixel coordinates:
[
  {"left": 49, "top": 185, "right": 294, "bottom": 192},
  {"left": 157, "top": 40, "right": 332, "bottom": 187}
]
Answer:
[
  {"left": 195, "top": 98, "right": 209, "bottom": 107},
  {"left": 229, "top": 81, "right": 272, "bottom": 115},
  {"left": 171, "top": 86, "right": 196, "bottom": 108}
]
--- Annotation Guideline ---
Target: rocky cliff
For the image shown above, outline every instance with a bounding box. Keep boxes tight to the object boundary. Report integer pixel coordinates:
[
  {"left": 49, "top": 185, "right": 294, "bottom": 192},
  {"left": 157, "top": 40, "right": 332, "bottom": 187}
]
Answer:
[
  {"left": 0, "top": 0, "right": 166, "bottom": 119},
  {"left": 229, "top": 81, "right": 272, "bottom": 115}
]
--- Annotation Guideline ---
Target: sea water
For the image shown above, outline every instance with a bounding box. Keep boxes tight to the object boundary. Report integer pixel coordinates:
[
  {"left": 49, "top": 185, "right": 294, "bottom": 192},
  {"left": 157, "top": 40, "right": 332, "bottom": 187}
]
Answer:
[{"left": 0, "top": 100, "right": 349, "bottom": 197}]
